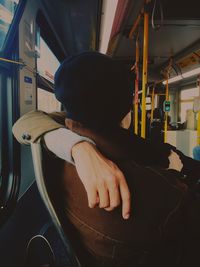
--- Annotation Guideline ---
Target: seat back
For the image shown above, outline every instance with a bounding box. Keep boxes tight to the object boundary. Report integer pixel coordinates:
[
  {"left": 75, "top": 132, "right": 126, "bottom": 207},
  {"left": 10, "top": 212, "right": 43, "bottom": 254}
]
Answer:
[{"left": 31, "top": 142, "right": 81, "bottom": 267}]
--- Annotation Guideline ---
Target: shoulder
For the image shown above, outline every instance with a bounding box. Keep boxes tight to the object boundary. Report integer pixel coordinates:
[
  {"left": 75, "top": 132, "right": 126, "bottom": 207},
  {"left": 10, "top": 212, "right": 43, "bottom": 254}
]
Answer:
[{"left": 12, "top": 110, "right": 66, "bottom": 145}]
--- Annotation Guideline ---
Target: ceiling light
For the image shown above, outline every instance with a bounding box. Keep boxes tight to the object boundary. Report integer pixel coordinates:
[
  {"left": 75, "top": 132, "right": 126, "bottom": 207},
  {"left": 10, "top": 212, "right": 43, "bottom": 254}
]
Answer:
[
  {"left": 162, "top": 66, "right": 200, "bottom": 85},
  {"left": 182, "top": 66, "right": 200, "bottom": 78},
  {"left": 162, "top": 75, "right": 183, "bottom": 85}
]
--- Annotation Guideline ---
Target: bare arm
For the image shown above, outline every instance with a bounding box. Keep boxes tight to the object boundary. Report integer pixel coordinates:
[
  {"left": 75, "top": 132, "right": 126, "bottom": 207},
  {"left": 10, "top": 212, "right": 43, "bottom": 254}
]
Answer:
[
  {"left": 12, "top": 110, "right": 131, "bottom": 219},
  {"left": 72, "top": 142, "right": 131, "bottom": 219},
  {"left": 168, "top": 150, "right": 183, "bottom": 172}
]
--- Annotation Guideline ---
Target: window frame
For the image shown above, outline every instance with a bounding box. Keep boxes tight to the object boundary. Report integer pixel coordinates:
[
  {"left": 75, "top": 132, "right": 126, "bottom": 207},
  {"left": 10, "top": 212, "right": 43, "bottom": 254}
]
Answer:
[
  {"left": 1, "top": 0, "right": 26, "bottom": 54},
  {"left": 0, "top": 0, "right": 26, "bottom": 226},
  {"left": 35, "top": 10, "right": 62, "bottom": 112}
]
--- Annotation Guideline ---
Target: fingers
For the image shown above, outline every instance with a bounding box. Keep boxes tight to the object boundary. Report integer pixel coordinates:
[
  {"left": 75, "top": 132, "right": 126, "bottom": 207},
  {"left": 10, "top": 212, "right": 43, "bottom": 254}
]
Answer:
[
  {"left": 86, "top": 182, "right": 110, "bottom": 209},
  {"left": 98, "top": 183, "right": 110, "bottom": 208},
  {"left": 86, "top": 186, "right": 99, "bottom": 208},
  {"left": 87, "top": 179, "right": 131, "bottom": 220},
  {"left": 86, "top": 175, "right": 130, "bottom": 219},
  {"left": 87, "top": 171, "right": 131, "bottom": 220},
  {"left": 73, "top": 141, "right": 131, "bottom": 219},
  {"left": 107, "top": 179, "right": 121, "bottom": 209},
  {"left": 119, "top": 178, "right": 131, "bottom": 220}
]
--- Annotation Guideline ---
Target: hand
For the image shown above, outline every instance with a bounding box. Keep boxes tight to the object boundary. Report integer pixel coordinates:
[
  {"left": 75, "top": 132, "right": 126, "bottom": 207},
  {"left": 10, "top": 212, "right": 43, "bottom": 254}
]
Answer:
[
  {"left": 168, "top": 150, "right": 183, "bottom": 172},
  {"left": 72, "top": 141, "right": 131, "bottom": 220}
]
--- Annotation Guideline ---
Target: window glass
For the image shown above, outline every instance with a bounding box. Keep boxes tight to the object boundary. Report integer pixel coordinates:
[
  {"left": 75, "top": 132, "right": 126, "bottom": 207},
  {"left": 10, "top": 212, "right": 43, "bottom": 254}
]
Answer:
[
  {"left": 180, "top": 87, "right": 200, "bottom": 122},
  {"left": 0, "top": 0, "right": 19, "bottom": 51},
  {"left": 180, "top": 102, "right": 194, "bottom": 123},
  {"left": 0, "top": 73, "right": 2, "bottom": 188},
  {"left": 180, "top": 87, "right": 199, "bottom": 100},
  {"left": 37, "top": 36, "right": 61, "bottom": 112},
  {"left": 37, "top": 88, "right": 61, "bottom": 113},
  {"left": 37, "top": 37, "right": 60, "bottom": 83}
]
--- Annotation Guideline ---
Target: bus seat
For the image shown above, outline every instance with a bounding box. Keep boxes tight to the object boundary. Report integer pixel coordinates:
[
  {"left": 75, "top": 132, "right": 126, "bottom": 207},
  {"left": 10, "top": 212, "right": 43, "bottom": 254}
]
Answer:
[{"left": 31, "top": 142, "right": 82, "bottom": 267}]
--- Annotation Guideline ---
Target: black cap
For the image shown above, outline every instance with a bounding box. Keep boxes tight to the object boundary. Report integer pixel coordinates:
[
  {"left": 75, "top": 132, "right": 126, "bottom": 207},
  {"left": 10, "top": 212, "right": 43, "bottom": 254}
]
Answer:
[{"left": 54, "top": 51, "right": 132, "bottom": 129}]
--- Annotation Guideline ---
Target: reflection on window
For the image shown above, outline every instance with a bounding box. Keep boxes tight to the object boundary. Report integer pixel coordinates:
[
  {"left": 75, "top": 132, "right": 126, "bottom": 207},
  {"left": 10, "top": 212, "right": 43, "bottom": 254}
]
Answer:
[
  {"left": 0, "top": 73, "right": 2, "bottom": 188},
  {"left": 180, "top": 87, "right": 200, "bottom": 122},
  {"left": 37, "top": 34, "right": 61, "bottom": 112},
  {"left": 0, "top": 0, "right": 19, "bottom": 50},
  {"left": 180, "top": 87, "right": 199, "bottom": 100},
  {"left": 180, "top": 102, "right": 194, "bottom": 123},
  {"left": 37, "top": 88, "right": 61, "bottom": 113},
  {"left": 37, "top": 37, "right": 60, "bottom": 83}
]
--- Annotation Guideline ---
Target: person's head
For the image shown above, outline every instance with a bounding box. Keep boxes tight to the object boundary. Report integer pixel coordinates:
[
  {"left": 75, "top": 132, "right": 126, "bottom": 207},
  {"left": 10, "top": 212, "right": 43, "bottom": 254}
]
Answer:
[
  {"left": 153, "top": 108, "right": 164, "bottom": 121},
  {"left": 54, "top": 51, "right": 132, "bottom": 130}
]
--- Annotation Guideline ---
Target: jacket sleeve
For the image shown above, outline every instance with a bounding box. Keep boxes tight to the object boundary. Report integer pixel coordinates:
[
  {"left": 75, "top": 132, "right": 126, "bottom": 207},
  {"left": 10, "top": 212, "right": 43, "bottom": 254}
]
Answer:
[
  {"left": 12, "top": 110, "right": 66, "bottom": 145},
  {"left": 129, "top": 133, "right": 172, "bottom": 167}
]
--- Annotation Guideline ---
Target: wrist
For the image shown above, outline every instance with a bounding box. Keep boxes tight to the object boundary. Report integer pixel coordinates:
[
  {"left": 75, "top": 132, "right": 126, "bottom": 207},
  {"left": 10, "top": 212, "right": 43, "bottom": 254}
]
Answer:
[{"left": 72, "top": 141, "right": 95, "bottom": 159}]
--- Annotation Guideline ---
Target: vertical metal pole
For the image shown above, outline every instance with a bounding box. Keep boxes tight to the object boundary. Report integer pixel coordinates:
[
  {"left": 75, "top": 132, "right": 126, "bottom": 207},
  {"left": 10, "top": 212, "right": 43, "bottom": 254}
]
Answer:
[
  {"left": 197, "top": 77, "right": 200, "bottom": 145},
  {"left": 141, "top": 5, "right": 149, "bottom": 138},
  {"left": 134, "top": 38, "right": 139, "bottom": 135},
  {"left": 197, "top": 112, "right": 200, "bottom": 145},
  {"left": 164, "top": 74, "right": 169, "bottom": 143}
]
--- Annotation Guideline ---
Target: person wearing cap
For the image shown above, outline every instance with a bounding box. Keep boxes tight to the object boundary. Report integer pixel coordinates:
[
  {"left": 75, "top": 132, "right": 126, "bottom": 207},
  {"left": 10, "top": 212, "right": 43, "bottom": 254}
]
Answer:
[
  {"left": 13, "top": 51, "right": 188, "bottom": 219},
  {"left": 13, "top": 51, "right": 200, "bottom": 267},
  {"left": 13, "top": 52, "right": 200, "bottom": 200}
]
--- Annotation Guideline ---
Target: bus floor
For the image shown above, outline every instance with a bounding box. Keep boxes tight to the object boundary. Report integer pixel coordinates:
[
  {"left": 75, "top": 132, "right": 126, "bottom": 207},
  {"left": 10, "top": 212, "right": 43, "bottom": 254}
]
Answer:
[
  {"left": 0, "top": 181, "right": 199, "bottom": 267},
  {"left": 0, "top": 182, "right": 63, "bottom": 267}
]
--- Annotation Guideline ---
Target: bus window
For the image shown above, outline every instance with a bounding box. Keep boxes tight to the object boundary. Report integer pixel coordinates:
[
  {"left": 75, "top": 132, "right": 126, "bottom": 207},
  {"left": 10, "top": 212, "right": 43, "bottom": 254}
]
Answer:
[
  {"left": 0, "top": 0, "right": 19, "bottom": 50},
  {"left": 37, "top": 88, "right": 61, "bottom": 113},
  {"left": 180, "top": 87, "right": 199, "bottom": 122},
  {"left": 0, "top": 73, "right": 2, "bottom": 188},
  {"left": 37, "top": 36, "right": 61, "bottom": 112},
  {"left": 37, "top": 36, "right": 60, "bottom": 83}
]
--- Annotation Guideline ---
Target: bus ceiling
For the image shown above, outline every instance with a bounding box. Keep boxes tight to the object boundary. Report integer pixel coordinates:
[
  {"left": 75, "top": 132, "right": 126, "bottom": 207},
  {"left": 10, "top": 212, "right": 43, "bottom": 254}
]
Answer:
[
  {"left": 37, "top": 0, "right": 102, "bottom": 57},
  {"left": 106, "top": 0, "right": 200, "bottom": 83},
  {"left": 1, "top": 0, "right": 200, "bottom": 85}
]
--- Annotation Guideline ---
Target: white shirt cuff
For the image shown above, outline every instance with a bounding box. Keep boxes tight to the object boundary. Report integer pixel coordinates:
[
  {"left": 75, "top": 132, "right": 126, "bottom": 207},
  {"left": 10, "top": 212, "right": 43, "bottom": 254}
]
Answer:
[{"left": 44, "top": 128, "right": 95, "bottom": 164}]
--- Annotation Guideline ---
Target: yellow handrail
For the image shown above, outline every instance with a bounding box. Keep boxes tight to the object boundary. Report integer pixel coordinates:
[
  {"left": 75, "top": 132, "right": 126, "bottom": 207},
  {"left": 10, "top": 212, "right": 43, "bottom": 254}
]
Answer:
[
  {"left": 0, "top": 57, "right": 24, "bottom": 65},
  {"left": 164, "top": 59, "right": 172, "bottom": 143},
  {"left": 164, "top": 73, "right": 169, "bottom": 143},
  {"left": 197, "top": 77, "right": 200, "bottom": 145},
  {"left": 134, "top": 36, "right": 139, "bottom": 135},
  {"left": 129, "top": 11, "right": 143, "bottom": 39},
  {"left": 197, "top": 111, "right": 200, "bottom": 145},
  {"left": 141, "top": 4, "right": 149, "bottom": 138}
]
